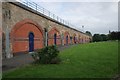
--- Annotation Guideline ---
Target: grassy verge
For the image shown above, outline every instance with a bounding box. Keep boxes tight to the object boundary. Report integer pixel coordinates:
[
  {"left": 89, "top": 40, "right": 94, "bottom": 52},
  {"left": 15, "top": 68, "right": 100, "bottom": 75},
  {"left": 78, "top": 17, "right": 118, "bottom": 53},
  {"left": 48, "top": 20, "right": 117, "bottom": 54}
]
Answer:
[{"left": 3, "top": 41, "right": 118, "bottom": 78}]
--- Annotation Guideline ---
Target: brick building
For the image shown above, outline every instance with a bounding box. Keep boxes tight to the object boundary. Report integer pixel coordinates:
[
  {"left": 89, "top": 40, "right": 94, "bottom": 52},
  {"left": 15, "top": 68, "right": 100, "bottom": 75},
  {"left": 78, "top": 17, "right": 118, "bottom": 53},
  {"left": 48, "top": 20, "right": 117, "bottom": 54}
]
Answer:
[{"left": 1, "top": 2, "right": 92, "bottom": 59}]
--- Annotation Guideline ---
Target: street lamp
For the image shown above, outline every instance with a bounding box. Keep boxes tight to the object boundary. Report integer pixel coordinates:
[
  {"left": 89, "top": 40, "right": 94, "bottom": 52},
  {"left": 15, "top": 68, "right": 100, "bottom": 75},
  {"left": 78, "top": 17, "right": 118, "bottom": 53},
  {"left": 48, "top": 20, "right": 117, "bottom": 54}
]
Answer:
[{"left": 82, "top": 25, "right": 84, "bottom": 33}]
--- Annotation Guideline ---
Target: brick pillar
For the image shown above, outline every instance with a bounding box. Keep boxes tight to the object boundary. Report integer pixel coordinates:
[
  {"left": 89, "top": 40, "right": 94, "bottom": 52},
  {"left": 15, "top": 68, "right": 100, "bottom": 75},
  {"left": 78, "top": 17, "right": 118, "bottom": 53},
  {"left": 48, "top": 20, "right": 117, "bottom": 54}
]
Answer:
[
  {"left": 44, "top": 28, "right": 48, "bottom": 46},
  {"left": 0, "top": 3, "right": 2, "bottom": 73},
  {"left": 5, "top": 26, "right": 13, "bottom": 58},
  {"left": 61, "top": 33, "right": 64, "bottom": 46}
]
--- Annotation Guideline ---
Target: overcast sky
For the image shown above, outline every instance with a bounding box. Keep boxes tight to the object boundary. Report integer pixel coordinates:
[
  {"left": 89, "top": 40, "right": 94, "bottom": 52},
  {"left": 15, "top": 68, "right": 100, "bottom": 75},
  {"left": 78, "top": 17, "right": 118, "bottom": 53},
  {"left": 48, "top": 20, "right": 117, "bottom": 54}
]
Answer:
[{"left": 20, "top": 0, "right": 118, "bottom": 35}]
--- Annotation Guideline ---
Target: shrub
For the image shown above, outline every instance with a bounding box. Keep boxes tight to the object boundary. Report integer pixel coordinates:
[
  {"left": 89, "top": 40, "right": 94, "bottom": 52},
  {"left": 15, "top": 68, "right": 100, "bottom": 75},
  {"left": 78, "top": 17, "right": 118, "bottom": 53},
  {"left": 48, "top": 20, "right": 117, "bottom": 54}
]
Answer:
[{"left": 30, "top": 45, "right": 60, "bottom": 64}]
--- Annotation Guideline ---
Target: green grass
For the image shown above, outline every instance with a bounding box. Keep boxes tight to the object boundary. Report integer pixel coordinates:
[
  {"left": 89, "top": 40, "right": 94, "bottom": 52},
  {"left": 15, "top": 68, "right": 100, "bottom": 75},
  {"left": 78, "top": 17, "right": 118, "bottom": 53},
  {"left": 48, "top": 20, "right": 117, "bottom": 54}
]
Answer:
[{"left": 3, "top": 41, "right": 118, "bottom": 78}]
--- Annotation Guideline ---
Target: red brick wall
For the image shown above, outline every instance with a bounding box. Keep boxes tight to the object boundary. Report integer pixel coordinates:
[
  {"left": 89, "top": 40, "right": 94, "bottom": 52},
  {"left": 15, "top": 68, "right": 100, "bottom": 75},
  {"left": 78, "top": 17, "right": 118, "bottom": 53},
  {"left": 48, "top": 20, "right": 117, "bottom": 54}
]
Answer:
[
  {"left": 48, "top": 27, "right": 61, "bottom": 46},
  {"left": 10, "top": 19, "right": 44, "bottom": 54}
]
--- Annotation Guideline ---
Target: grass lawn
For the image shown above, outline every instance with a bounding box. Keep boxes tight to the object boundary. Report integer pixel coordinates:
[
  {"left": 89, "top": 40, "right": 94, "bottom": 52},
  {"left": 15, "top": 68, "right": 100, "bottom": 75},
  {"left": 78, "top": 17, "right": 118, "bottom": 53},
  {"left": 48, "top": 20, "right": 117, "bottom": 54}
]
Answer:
[{"left": 3, "top": 41, "right": 118, "bottom": 78}]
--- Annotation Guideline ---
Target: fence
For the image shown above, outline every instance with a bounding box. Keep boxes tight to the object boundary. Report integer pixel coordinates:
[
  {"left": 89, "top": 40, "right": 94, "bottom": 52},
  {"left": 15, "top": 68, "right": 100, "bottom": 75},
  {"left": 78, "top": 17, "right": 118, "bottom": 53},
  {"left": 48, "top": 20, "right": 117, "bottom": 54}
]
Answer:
[{"left": 18, "top": 0, "right": 79, "bottom": 30}]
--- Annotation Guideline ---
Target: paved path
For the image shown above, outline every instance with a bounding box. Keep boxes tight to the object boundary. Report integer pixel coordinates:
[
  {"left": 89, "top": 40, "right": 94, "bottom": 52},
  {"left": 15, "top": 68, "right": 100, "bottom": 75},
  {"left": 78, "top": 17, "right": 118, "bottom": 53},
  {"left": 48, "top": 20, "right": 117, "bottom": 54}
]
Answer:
[
  {"left": 2, "top": 44, "right": 77, "bottom": 72},
  {"left": 2, "top": 53, "right": 34, "bottom": 72}
]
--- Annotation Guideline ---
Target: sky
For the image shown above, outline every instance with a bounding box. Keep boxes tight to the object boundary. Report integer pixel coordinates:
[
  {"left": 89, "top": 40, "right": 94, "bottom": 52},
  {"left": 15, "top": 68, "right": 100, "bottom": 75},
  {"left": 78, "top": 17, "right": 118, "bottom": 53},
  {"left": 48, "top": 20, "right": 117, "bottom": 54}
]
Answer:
[{"left": 17, "top": 0, "right": 118, "bottom": 35}]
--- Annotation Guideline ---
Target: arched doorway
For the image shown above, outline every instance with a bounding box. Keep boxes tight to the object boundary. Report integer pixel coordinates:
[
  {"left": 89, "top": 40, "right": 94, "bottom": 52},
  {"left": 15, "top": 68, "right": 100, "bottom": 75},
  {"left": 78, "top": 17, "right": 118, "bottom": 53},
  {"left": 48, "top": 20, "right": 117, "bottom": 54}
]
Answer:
[
  {"left": 54, "top": 33, "right": 57, "bottom": 45},
  {"left": 48, "top": 27, "right": 60, "bottom": 46},
  {"left": 66, "top": 35, "right": 68, "bottom": 45},
  {"left": 74, "top": 36, "right": 76, "bottom": 44},
  {"left": 10, "top": 19, "right": 43, "bottom": 54},
  {"left": 64, "top": 31, "right": 70, "bottom": 45},
  {"left": 73, "top": 33, "right": 76, "bottom": 44},
  {"left": 29, "top": 32, "right": 34, "bottom": 52},
  {"left": 2, "top": 32, "right": 6, "bottom": 58}
]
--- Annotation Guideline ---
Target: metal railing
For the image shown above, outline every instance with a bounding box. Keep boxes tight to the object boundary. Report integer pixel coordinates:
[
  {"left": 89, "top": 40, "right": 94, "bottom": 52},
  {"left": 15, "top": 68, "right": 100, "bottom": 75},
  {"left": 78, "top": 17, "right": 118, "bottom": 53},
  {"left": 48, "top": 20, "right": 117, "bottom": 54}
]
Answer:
[{"left": 18, "top": 0, "right": 80, "bottom": 32}]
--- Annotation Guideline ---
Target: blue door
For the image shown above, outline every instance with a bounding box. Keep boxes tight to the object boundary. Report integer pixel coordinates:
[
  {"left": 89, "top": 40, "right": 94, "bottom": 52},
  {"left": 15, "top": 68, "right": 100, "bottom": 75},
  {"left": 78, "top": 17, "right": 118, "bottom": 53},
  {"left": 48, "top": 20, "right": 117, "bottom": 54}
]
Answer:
[
  {"left": 74, "top": 36, "right": 76, "bottom": 44},
  {"left": 66, "top": 35, "right": 68, "bottom": 45},
  {"left": 54, "top": 33, "right": 57, "bottom": 45},
  {"left": 29, "top": 32, "right": 34, "bottom": 52}
]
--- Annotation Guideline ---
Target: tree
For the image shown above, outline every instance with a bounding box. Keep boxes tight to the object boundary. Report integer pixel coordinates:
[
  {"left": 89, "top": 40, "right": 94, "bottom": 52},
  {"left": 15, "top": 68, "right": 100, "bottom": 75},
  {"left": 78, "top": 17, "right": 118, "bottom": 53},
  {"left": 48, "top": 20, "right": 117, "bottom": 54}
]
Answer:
[
  {"left": 100, "top": 34, "right": 108, "bottom": 41},
  {"left": 93, "top": 34, "right": 102, "bottom": 42},
  {"left": 93, "top": 31, "right": 120, "bottom": 42},
  {"left": 108, "top": 31, "right": 120, "bottom": 40},
  {"left": 118, "top": 32, "right": 120, "bottom": 40},
  {"left": 86, "top": 31, "right": 92, "bottom": 36}
]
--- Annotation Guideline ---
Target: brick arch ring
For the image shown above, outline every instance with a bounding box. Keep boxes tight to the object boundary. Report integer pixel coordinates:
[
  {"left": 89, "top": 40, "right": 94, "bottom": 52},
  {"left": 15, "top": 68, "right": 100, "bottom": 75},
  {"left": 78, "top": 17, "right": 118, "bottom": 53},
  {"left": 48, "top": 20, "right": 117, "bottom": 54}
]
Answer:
[
  {"left": 64, "top": 31, "right": 69, "bottom": 35},
  {"left": 73, "top": 33, "right": 76, "bottom": 37},
  {"left": 49, "top": 27, "right": 60, "bottom": 33},
  {"left": 10, "top": 19, "right": 44, "bottom": 39}
]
